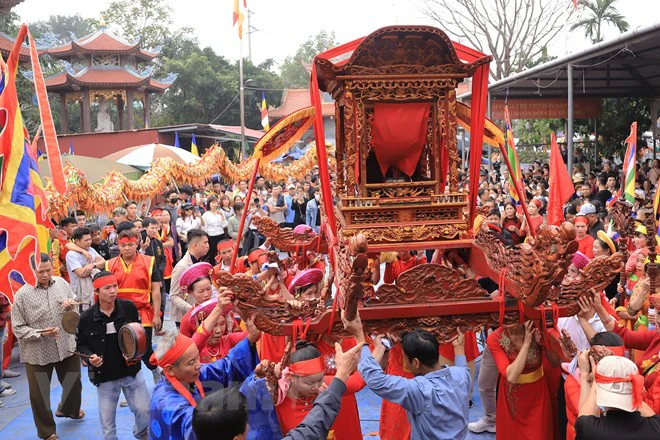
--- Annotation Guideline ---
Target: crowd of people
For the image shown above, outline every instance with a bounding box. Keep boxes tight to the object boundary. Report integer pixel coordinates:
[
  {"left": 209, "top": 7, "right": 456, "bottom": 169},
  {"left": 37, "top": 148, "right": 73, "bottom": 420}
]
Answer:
[{"left": 1, "top": 154, "right": 660, "bottom": 440}]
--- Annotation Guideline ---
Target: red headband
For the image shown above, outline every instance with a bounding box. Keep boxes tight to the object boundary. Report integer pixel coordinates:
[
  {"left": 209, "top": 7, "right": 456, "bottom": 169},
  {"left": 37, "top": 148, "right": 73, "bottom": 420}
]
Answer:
[
  {"left": 574, "top": 216, "right": 589, "bottom": 225},
  {"left": 118, "top": 236, "right": 138, "bottom": 244},
  {"left": 149, "top": 334, "right": 204, "bottom": 407},
  {"left": 93, "top": 274, "right": 117, "bottom": 289},
  {"left": 151, "top": 208, "right": 163, "bottom": 215},
  {"left": 217, "top": 240, "right": 234, "bottom": 251},
  {"left": 289, "top": 357, "right": 325, "bottom": 376},
  {"left": 248, "top": 249, "right": 265, "bottom": 263},
  {"left": 594, "top": 371, "right": 644, "bottom": 409},
  {"left": 604, "top": 346, "right": 626, "bottom": 357}
]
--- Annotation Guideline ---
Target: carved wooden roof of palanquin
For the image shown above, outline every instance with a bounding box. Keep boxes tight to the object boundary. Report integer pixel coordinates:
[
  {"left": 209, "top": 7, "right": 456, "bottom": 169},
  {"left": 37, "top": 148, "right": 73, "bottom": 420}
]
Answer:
[{"left": 315, "top": 25, "right": 492, "bottom": 96}]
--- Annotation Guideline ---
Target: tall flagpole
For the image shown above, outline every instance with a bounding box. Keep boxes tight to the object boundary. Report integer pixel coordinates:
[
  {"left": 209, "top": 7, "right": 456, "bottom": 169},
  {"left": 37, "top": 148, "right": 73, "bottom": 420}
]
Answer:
[{"left": 239, "top": 36, "right": 246, "bottom": 161}]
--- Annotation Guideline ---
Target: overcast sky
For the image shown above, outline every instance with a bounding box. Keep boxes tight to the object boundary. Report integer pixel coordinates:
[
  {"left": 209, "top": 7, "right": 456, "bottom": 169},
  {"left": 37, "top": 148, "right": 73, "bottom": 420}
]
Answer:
[{"left": 13, "top": 0, "right": 658, "bottom": 69}]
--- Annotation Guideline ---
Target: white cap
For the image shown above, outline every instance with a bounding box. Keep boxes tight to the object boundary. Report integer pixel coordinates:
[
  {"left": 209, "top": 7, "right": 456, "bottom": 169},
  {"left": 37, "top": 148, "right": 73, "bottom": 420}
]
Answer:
[
  {"left": 579, "top": 203, "right": 596, "bottom": 215},
  {"left": 595, "top": 356, "right": 639, "bottom": 412}
]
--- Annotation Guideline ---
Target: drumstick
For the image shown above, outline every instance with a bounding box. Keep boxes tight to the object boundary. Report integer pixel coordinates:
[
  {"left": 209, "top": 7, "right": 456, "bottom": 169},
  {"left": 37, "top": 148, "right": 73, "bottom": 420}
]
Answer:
[
  {"left": 68, "top": 351, "right": 93, "bottom": 359},
  {"left": 59, "top": 300, "right": 91, "bottom": 306}
]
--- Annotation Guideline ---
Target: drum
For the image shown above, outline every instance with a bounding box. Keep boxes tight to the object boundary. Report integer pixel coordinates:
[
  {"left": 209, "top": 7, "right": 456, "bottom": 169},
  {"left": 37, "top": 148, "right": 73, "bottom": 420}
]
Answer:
[
  {"left": 61, "top": 310, "right": 80, "bottom": 334},
  {"left": 118, "top": 323, "right": 147, "bottom": 361}
]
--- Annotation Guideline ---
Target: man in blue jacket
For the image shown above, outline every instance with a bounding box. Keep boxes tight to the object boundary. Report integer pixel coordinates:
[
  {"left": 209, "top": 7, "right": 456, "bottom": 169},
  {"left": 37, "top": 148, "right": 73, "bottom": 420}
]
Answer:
[{"left": 342, "top": 311, "right": 472, "bottom": 440}]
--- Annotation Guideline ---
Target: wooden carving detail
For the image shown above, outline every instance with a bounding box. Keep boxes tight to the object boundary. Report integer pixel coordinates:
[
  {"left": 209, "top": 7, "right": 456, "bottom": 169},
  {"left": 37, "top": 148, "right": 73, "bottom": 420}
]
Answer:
[
  {"left": 335, "top": 234, "right": 369, "bottom": 321},
  {"left": 644, "top": 213, "right": 659, "bottom": 296},
  {"left": 556, "top": 253, "right": 625, "bottom": 314},
  {"left": 343, "top": 223, "right": 466, "bottom": 242},
  {"left": 475, "top": 222, "right": 579, "bottom": 306},
  {"left": 255, "top": 342, "right": 292, "bottom": 404},
  {"left": 609, "top": 200, "right": 635, "bottom": 291},
  {"left": 328, "top": 314, "right": 494, "bottom": 345},
  {"left": 215, "top": 271, "right": 324, "bottom": 336},
  {"left": 374, "top": 263, "right": 487, "bottom": 305},
  {"left": 343, "top": 91, "right": 358, "bottom": 195},
  {"left": 251, "top": 216, "right": 327, "bottom": 252}
]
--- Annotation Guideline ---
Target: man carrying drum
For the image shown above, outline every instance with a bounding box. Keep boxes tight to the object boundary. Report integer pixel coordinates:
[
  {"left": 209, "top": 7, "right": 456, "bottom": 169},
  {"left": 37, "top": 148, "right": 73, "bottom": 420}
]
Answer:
[
  {"left": 105, "top": 230, "right": 162, "bottom": 375},
  {"left": 76, "top": 271, "right": 150, "bottom": 440}
]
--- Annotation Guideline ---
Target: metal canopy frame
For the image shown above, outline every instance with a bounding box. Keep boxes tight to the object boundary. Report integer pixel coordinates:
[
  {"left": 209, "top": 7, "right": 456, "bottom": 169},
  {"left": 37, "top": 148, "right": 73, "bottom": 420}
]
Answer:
[{"left": 459, "top": 22, "right": 660, "bottom": 174}]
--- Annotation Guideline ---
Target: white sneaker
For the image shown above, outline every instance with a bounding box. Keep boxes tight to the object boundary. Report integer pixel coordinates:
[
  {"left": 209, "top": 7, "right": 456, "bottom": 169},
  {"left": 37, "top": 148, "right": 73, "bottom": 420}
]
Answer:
[
  {"left": 0, "top": 380, "right": 10, "bottom": 388},
  {"left": 0, "top": 387, "right": 16, "bottom": 397},
  {"left": 468, "top": 416, "right": 496, "bottom": 433}
]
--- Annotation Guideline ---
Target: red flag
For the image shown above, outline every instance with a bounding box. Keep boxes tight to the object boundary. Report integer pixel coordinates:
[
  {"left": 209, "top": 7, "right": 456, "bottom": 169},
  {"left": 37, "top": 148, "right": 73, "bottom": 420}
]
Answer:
[
  {"left": 28, "top": 30, "right": 66, "bottom": 194},
  {"left": 547, "top": 132, "right": 575, "bottom": 226},
  {"left": 573, "top": 0, "right": 578, "bottom": 9}
]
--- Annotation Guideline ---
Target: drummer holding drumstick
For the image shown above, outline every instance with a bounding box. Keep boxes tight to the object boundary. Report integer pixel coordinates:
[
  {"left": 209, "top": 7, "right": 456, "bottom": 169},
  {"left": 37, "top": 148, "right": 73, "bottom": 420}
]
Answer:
[{"left": 76, "top": 270, "right": 150, "bottom": 440}]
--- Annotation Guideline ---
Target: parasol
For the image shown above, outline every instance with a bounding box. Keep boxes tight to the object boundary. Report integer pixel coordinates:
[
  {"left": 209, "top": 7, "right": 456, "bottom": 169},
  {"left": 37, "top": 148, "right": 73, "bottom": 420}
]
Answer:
[
  {"left": 103, "top": 143, "right": 200, "bottom": 170},
  {"left": 38, "top": 155, "right": 142, "bottom": 184}
]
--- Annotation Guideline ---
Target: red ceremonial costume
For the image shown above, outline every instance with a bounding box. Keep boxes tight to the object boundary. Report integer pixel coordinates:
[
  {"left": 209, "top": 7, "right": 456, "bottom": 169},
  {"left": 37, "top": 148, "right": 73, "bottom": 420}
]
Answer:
[
  {"left": 106, "top": 253, "right": 156, "bottom": 326},
  {"left": 157, "top": 225, "right": 173, "bottom": 279},
  {"left": 612, "top": 322, "right": 660, "bottom": 411},
  {"left": 487, "top": 327, "right": 554, "bottom": 440},
  {"left": 275, "top": 347, "right": 365, "bottom": 439},
  {"left": 383, "top": 255, "right": 426, "bottom": 284}
]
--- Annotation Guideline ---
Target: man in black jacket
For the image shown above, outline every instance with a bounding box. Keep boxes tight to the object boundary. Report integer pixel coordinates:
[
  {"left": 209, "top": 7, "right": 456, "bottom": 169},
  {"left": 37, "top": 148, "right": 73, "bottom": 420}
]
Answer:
[{"left": 76, "top": 271, "right": 150, "bottom": 440}]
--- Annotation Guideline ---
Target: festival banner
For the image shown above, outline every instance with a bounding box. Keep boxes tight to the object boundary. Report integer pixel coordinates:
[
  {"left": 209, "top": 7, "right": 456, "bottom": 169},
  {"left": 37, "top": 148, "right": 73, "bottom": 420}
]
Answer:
[
  {"left": 504, "top": 105, "right": 524, "bottom": 205},
  {"left": 623, "top": 122, "right": 637, "bottom": 203}
]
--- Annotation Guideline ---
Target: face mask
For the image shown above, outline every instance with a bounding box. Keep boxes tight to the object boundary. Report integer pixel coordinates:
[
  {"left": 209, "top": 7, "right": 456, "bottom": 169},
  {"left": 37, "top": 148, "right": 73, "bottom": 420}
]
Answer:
[{"left": 169, "top": 198, "right": 178, "bottom": 204}]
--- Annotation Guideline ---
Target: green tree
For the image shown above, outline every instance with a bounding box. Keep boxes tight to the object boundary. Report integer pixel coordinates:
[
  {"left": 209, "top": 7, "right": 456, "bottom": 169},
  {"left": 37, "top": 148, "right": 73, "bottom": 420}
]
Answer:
[
  {"left": 0, "top": 11, "right": 20, "bottom": 35},
  {"left": 29, "top": 14, "right": 98, "bottom": 44},
  {"left": 280, "top": 30, "right": 337, "bottom": 87},
  {"left": 153, "top": 51, "right": 282, "bottom": 129},
  {"left": 597, "top": 97, "right": 650, "bottom": 158},
  {"left": 571, "top": 0, "right": 629, "bottom": 44},
  {"left": 101, "top": 0, "right": 191, "bottom": 49}
]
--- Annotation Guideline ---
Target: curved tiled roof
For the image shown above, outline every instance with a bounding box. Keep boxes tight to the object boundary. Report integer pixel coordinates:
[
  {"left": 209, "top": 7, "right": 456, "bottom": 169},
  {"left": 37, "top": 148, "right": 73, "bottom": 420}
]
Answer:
[
  {"left": 45, "top": 66, "right": 173, "bottom": 92},
  {"left": 0, "top": 31, "right": 30, "bottom": 63},
  {"left": 46, "top": 28, "right": 160, "bottom": 61}
]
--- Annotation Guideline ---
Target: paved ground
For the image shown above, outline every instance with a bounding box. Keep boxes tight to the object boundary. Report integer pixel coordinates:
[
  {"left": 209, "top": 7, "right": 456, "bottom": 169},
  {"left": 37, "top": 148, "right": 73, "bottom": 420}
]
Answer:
[
  {"left": 1, "top": 285, "right": 496, "bottom": 439},
  {"left": 1, "top": 344, "right": 495, "bottom": 439}
]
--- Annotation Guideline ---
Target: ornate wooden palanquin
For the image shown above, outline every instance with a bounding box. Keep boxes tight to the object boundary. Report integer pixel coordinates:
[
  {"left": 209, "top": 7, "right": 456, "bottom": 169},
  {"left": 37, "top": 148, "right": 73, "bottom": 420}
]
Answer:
[
  {"left": 314, "top": 26, "right": 491, "bottom": 251},
  {"left": 221, "top": 26, "right": 626, "bottom": 356}
]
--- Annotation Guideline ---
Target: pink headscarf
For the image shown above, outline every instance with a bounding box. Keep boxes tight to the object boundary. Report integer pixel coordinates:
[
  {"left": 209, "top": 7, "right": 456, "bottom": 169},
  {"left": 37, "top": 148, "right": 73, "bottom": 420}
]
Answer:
[{"left": 571, "top": 251, "right": 590, "bottom": 270}]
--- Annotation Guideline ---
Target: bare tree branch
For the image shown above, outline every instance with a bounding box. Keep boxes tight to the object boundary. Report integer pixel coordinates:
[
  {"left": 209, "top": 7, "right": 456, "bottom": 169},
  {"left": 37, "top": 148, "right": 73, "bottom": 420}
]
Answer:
[{"left": 420, "top": 0, "right": 572, "bottom": 79}]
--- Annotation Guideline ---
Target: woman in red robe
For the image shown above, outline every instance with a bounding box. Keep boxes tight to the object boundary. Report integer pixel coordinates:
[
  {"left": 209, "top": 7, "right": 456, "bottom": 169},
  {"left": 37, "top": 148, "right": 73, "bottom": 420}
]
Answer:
[
  {"left": 275, "top": 341, "right": 364, "bottom": 439},
  {"left": 486, "top": 321, "right": 554, "bottom": 440},
  {"left": 177, "top": 262, "right": 248, "bottom": 362}
]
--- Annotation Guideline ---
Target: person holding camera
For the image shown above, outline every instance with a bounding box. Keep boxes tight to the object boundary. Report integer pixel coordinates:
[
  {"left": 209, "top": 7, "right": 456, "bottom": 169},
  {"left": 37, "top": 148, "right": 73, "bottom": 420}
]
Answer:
[{"left": 76, "top": 271, "right": 150, "bottom": 440}]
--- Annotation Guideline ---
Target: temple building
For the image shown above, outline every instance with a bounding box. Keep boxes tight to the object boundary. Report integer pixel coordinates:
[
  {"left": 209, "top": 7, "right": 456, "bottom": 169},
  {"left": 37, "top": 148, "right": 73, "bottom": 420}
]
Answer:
[{"left": 42, "top": 25, "right": 176, "bottom": 133}]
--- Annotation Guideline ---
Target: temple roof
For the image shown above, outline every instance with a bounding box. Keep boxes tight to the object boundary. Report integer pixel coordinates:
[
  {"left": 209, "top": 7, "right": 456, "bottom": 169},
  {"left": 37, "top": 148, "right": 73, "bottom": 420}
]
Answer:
[
  {"left": 0, "top": 31, "right": 30, "bottom": 63},
  {"left": 45, "top": 66, "right": 175, "bottom": 92},
  {"left": 45, "top": 27, "right": 161, "bottom": 61},
  {"left": 269, "top": 89, "right": 334, "bottom": 118}
]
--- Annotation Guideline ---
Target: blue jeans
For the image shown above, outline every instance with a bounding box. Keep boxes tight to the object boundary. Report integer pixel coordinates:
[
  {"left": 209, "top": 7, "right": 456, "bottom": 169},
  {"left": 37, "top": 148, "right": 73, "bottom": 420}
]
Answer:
[{"left": 97, "top": 371, "right": 150, "bottom": 440}]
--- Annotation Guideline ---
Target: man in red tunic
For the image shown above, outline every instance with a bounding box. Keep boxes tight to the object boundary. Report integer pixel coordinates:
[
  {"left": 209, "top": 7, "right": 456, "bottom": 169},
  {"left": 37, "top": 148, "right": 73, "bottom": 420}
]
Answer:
[
  {"left": 383, "top": 250, "right": 427, "bottom": 284},
  {"left": 106, "top": 230, "right": 162, "bottom": 371}
]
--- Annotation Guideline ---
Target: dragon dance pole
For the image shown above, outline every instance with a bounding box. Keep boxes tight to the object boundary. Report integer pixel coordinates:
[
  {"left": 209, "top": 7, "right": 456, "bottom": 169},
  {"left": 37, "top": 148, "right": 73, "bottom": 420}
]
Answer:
[{"left": 229, "top": 158, "right": 260, "bottom": 273}]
